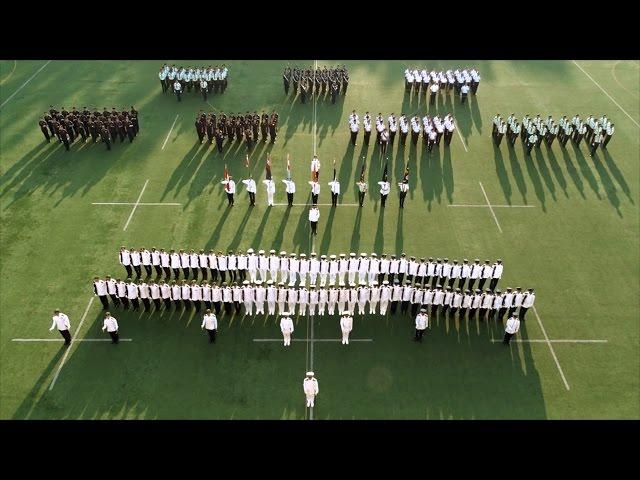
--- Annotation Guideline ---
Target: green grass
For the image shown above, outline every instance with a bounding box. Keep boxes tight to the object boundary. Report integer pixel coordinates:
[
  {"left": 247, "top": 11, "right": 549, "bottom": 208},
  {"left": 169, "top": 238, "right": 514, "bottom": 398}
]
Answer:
[{"left": 1, "top": 60, "right": 638, "bottom": 419}]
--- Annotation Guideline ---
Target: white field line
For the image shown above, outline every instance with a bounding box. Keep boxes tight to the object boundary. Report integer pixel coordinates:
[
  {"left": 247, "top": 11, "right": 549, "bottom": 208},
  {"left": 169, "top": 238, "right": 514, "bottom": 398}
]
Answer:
[
  {"left": 448, "top": 204, "right": 535, "bottom": 208},
  {"left": 49, "top": 297, "right": 94, "bottom": 390},
  {"left": 161, "top": 114, "right": 180, "bottom": 150},
  {"left": 92, "top": 202, "right": 181, "bottom": 206},
  {"left": 313, "top": 59, "right": 317, "bottom": 155},
  {"left": 533, "top": 306, "right": 570, "bottom": 391},
  {"left": 572, "top": 61, "right": 640, "bottom": 129},
  {"left": 491, "top": 339, "right": 607, "bottom": 344},
  {"left": 13, "top": 338, "right": 132, "bottom": 342},
  {"left": 0, "top": 60, "right": 51, "bottom": 109},
  {"left": 455, "top": 127, "right": 468, "bottom": 152},
  {"left": 253, "top": 338, "right": 374, "bottom": 342},
  {"left": 272, "top": 203, "right": 358, "bottom": 207},
  {"left": 122, "top": 179, "right": 149, "bottom": 231},
  {"left": 478, "top": 182, "right": 502, "bottom": 233}
]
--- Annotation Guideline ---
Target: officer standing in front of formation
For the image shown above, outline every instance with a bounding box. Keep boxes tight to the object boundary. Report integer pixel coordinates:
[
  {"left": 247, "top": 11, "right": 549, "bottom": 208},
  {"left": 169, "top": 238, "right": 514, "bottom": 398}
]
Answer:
[
  {"left": 340, "top": 312, "right": 353, "bottom": 345},
  {"left": 356, "top": 178, "right": 367, "bottom": 207},
  {"left": 378, "top": 176, "right": 390, "bottom": 208},
  {"left": 221, "top": 175, "right": 236, "bottom": 206},
  {"left": 280, "top": 312, "right": 294, "bottom": 346},
  {"left": 309, "top": 204, "right": 320, "bottom": 235},
  {"left": 282, "top": 177, "right": 296, "bottom": 206},
  {"left": 201, "top": 309, "right": 218, "bottom": 344},
  {"left": 503, "top": 313, "right": 520, "bottom": 345},
  {"left": 50, "top": 309, "right": 72, "bottom": 346},
  {"left": 303, "top": 372, "right": 319, "bottom": 408},
  {"left": 242, "top": 176, "right": 257, "bottom": 206},
  {"left": 398, "top": 178, "right": 409, "bottom": 208},
  {"left": 101, "top": 312, "right": 119, "bottom": 344},
  {"left": 415, "top": 308, "right": 428, "bottom": 342},
  {"left": 328, "top": 177, "right": 340, "bottom": 207},
  {"left": 173, "top": 79, "right": 182, "bottom": 102}
]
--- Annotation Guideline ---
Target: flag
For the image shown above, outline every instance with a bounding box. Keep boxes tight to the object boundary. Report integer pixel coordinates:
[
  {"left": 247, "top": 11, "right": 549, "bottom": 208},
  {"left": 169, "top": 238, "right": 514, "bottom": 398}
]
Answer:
[
  {"left": 286, "top": 153, "right": 291, "bottom": 181},
  {"left": 382, "top": 161, "right": 388, "bottom": 182},
  {"left": 359, "top": 156, "right": 366, "bottom": 182},
  {"left": 244, "top": 154, "right": 249, "bottom": 169},
  {"left": 333, "top": 158, "right": 336, "bottom": 181},
  {"left": 224, "top": 164, "right": 230, "bottom": 192},
  {"left": 266, "top": 155, "right": 272, "bottom": 180},
  {"left": 403, "top": 163, "right": 410, "bottom": 183}
]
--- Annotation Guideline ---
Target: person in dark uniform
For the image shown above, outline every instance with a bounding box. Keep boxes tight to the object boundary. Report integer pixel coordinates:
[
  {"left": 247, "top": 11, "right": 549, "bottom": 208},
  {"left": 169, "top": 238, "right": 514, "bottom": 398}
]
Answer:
[
  {"left": 300, "top": 78, "right": 308, "bottom": 104},
  {"left": 116, "top": 119, "right": 126, "bottom": 143},
  {"left": 252, "top": 112, "right": 259, "bottom": 141},
  {"left": 283, "top": 66, "right": 291, "bottom": 94},
  {"left": 260, "top": 112, "right": 269, "bottom": 142},
  {"left": 269, "top": 112, "right": 278, "bottom": 143},
  {"left": 126, "top": 118, "right": 135, "bottom": 143},
  {"left": 101, "top": 126, "right": 111, "bottom": 151},
  {"left": 215, "top": 128, "right": 224, "bottom": 152},
  {"left": 196, "top": 116, "right": 205, "bottom": 144},
  {"left": 331, "top": 81, "right": 339, "bottom": 104},
  {"left": 39, "top": 118, "right": 51, "bottom": 142},
  {"left": 60, "top": 127, "right": 70, "bottom": 151},
  {"left": 206, "top": 116, "right": 215, "bottom": 144}
]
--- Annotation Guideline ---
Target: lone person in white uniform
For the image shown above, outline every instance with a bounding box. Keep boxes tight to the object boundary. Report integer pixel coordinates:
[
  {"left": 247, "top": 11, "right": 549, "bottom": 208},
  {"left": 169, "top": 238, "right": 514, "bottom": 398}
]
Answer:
[
  {"left": 303, "top": 371, "right": 319, "bottom": 408},
  {"left": 340, "top": 312, "right": 353, "bottom": 345},
  {"left": 280, "top": 312, "right": 294, "bottom": 346}
]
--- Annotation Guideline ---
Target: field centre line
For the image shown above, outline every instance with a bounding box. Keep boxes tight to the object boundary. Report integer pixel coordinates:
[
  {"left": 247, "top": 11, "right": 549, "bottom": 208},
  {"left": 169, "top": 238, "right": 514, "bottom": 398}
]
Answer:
[
  {"left": 122, "top": 179, "right": 149, "bottom": 231},
  {"left": 49, "top": 297, "right": 94, "bottom": 390},
  {"left": 0, "top": 60, "right": 51, "bottom": 109},
  {"left": 478, "top": 182, "right": 502, "bottom": 233},
  {"left": 161, "top": 114, "right": 180, "bottom": 150},
  {"left": 572, "top": 61, "right": 639, "bottom": 129}
]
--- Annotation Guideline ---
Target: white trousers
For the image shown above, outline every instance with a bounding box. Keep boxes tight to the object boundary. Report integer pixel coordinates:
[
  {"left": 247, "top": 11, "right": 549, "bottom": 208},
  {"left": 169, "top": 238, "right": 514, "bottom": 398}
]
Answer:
[
  {"left": 280, "top": 270, "right": 288, "bottom": 284},
  {"left": 288, "top": 300, "right": 297, "bottom": 314},
  {"left": 249, "top": 269, "right": 257, "bottom": 283},
  {"left": 329, "top": 273, "right": 337, "bottom": 285},
  {"left": 244, "top": 301, "right": 253, "bottom": 315},
  {"left": 288, "top": 272, "right": 297, "bottom": 286},
  {"left": 348, "top": 300, "right": 356, "bottom": 313},
  {"left": 368, "top": 272, "right": 377, "bottom": 284},
  {"left": 348, "top": 271, "right": 356, "bottom": 284},
  {"left": 309, "top": 303, "right": 317, "bottom": 316},
  {"left": 318, "top": 302, "right": 326, "bottom": 315},
  {"left": 299, "top": 303, "right": 308, "bottom": 315},
  {"left": 259, "top": 269, "right": 267, "bottom": 281},
  {"left": 305, "top": 394, "right": 315, "bottom": 407},
  {"left": 320, "top": 273, "right": 327, "bottom": 287},
  {"left": 328, "top": 301, "right": 336, "bottom": 315},
  {"left": 369, "top": 300, "right": 378, "bottom": 314},
  {"left": 309, "top": 273, "right": 318, "bottom": 285},
  {"left": 270, "top": 269, "right": 278, "bottom": 282},
  {"left": 380, "top": 299, "right": 389, "bottom": 315},
  {"left": 358, "top": 272, "right": 367, "bottom": 284},
  {"left": 255, "top": 301, "right": 265, "bottom": 314},
  {"left": 338, "top": 301, "right": 346, "bottom": 313},
  {"left": 299, "top": 273, "right": 307, "bottom": 286},
  {"left": 268, "top": 300, "right": 276, "bottom": 315},
  {"left": 341, "top": 329, "right": 351, "bottom": 344},
  {"left": 267, "top": 191, "right": 274, "bottom": 206},
  {"left": 278, "top": 300, "right": 285, "bottom": 313},
  {"left": 283, "top": 331, "right": 291, "bottom": 346},
  {"left": 357, "top": 301, "right": 366, "bottom": 315},
  {"left": 338, "top": 272, "right": 346, "bottom": 285}
]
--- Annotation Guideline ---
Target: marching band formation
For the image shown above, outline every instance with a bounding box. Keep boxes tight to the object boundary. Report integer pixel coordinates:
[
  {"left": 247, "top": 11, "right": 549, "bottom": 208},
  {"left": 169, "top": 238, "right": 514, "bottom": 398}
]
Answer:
[
  {"left": 492, "top": 113, "right": 615, "bottom": 156},
  {"left": 38, "top": 106, "right": 139, "bottom": 151}
]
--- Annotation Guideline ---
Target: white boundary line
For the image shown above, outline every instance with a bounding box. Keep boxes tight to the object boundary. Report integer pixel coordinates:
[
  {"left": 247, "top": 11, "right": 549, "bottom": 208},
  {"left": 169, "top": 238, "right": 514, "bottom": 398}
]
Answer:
[
  {"left": 13, "top": 338, "right": 132, "bottom": 342},
  {"left": 49, "top": 297, "right": 94, "bottom": 390},
  {"left": 572, "top": 61, "right": 640, "bottom": 129},
  {"left": 92, "top": 202, "right": 181, "bottom": 206},
  {"left": 0, "top": 60, "right": 51, "bottom": 109},
  {"left": 123, "top": 179, "right": 149, "bottom": 231},
  {"left": 491, "top": 339, "right": 607, "bottom": 344},
  {"left": 455, "top": 127, "right": 468, "bottom": 152},
  {"left": 272, "top": 203, "right": 358, "bottom": 207},
  {"left": 253, "top": 338, "right": 373, "bottom": 342},
  {"left": 161, "top": 114, "right": 180, "bottom": 150},
  {"left": 533, "top": 306, "right": 570, "bottom": 391},
  {"left": 478, "top": 182, "right": 502, "bottom": 233},
  {"left": 448, "top": 204, "right": 535, "bottom": 208}
]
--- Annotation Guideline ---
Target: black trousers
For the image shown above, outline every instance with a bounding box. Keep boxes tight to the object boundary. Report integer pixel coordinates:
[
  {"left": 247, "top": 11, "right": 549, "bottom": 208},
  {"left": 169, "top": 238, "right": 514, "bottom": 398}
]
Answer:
[
  {"left": 183, "top": 299, "right": 191, "bottom": 310},
  {"left": 399, "top": 192, "right": 407, "bottom": 208},
  {"left": 401, "top": 300, "right": 410, "bottom": 314},
  {"left": 350, "top": 130, "right": 358, "bottom": 145},
  {"left": 109, "top": 293, "right": 120, "bottom": 307},
  {"left": 498, "top": 307, "right": 507, "bottom": 320},
  {"left": 163, "top": 298, "right": 172, "bottom": 309},
  {"left": 468, "top": 308, "right": 477, "bottom": 319},
  {"left": 381, "top": 194, "right": 388, "bottom": 207},
  {"left": 249, "top": 192, "right": 256, "bottom": 206},
  {"left": 59, "top": 329, "right": 72, "bottom": 345},
  {"left": 120, "top": 297, "right": 129, "bottom": 309},
  {"left": 224, "top": 302, "right": 232, "bottom": 314},
  {"left": 489, "top": 278, "right": 499, "bottom": 291},
  {"left": 364, "top": 130, "right": 371, "bottom": 145},
  {"left": 194, "top": 301, "right": 201, "bottom": 312},
  {"left": 359, "top": 191, "right": 365, "bottom": 207},
  {"left": 411, "top": 303, "right": 419, "bottom": 317},
  {"left": 478, "top": 308, "right": 487, "bottom": 320},
  {"left": 331, "top": 192, "right": 338, "bottom": 206},
  {"left": 98, "top": 295, "right": 109, "bottom": 309},
  {"left": 520, "top": 307, "right": 529, "bottom": 320},
  {"left": 311, "top": 221, "right": 318, "bottom": 235},
  {"left": 431, "top": 304, "right": 439, "bottom": 316},
  {"left": 109, "top": 331, "right": 119, "bottom": 344},
  {"left": 144, "top": 265, "right": 152, "bottom": 276},
  {"left": 207, "top": 329, "right": 217, "bottom": 343},
  {"left": 182, "top": 267, "right": 190, "bottom": 279},
  {"left": 377, "top": 273, "right": 385, "bottom": 285},
  {"left": 448, "top": 277, "right": 456, "bottom": 288},
  {"left": 458, "top": 277, "right": 467, "bottom": 290},
  {"left": 227, "top": 192, "right": 234, "bottom": 206},
  {"left": 390, "top": 301, "right": 399, "bottom": 314},
  {"left": 131, "top": 298, "right": 140, "bottom": 311},
  {"left": 141, "top": 298, "right": 151, "bottom": 311},
  {"left": 478, "top": 278, "right": 487, "bottom": 290},
  {"left": 133, "top": 265, "right": 142, "bottom": 277},
  {"left": 154, "top": 265, "right": 163, "bottom": 276},
  {"left": 172, "top": 268, "right": 180, "bottom": 278},
  {"left": 458, "top": 307, "right": 467, "bottom": 319},
  {"left": 503, "top": 332, "right": 514, "bottom": 345},
  {"left": 311, "top": 193, "right": 318, "bottom": 204},
  {"left": 124, "top": 265, "right": 132, "bottom": 277},
  {"left": 238, "top": 269, "right": 247, "bottom": 281},
  {"left": 201, "top": 268, "right": 208, "bottom": 280},
  {"left": 174, "top": 299, "right": 182, "bottom": 310},
  {"left": 213, "top": 301, "right": 221, "bottom": 314},
  {"left": 415, "top": 329, "right": 424, "bottom": 341},
  {"left": 398, "top": 273, "right": 405, "bottom": 284},
  {"left": 287, "top": 193, "right": 294, "bottom": 206},
  {"left": 467, "top": 278, "right": 476, "bottom": 290}
]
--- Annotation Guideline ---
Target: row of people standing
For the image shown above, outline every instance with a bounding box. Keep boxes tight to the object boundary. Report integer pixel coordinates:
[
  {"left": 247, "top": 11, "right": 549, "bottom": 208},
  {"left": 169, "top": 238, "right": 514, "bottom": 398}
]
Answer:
[
  {"left": 159, "top": 64, "right": 229, "bottom": 99},
  {"left": 404, "top": 67, "right": 480, "bottom": 104},
  {"left": 283, "top": 65, "right": 349, "bottom": 104},
  {"left": 194, "top": 111, "right": 279, "bottom": 150},
  {"left": 38, "top": 106, "right": 139, "bottom": 150}
]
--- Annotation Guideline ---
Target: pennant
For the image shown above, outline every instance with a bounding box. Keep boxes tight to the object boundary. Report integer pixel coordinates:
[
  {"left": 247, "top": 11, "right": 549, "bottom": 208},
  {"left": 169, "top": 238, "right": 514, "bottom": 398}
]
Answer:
[
  {"left": 244, "top": 154, "right": 249, "bottom": 169},
  {"left": 286, "top": 153, "right": 291, "bottom": 181},
  {"left": 224, "top": 164, "right": 230, "bottom": 192},
  {"left": 359, "top": 156, "right": 366, "bottom": 183},
  {"left": 266, "top": 155, "right": 272, "bottom": 180},
  {"left": 333, "top": 158, "right": 336, "bottom": 181},
  {"left": 403, "top": 163, "right": 410, "bottom": 183}
]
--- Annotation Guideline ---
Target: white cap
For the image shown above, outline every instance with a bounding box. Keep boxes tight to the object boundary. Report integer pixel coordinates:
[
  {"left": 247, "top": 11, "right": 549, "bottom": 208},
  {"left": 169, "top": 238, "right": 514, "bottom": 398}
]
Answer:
[
  {"left": 330, "top": 255, "right": 336, "bottom": 259},
  {"left": 306, "top": 371, "right": 314, "bottom": 377},
  {"left": 258, "top": 250, "right": 265, "bottom": 254},
  {"left": 270, "top": 249, "right": 276, "bottom": 254},
  {"left": 255, "top": 280, "right": 262, "bottom": 285},
  {"left": 247, "top": 248, "right": 254, "bottom": 254}
]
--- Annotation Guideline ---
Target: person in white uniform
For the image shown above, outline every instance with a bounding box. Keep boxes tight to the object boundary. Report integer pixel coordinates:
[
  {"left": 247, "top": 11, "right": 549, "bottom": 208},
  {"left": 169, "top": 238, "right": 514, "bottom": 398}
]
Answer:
[
  {"left": 280, "top": 312, "right": 294, "bottom": 346},
  {"left": 101, "top": 312, "right": 119, "bottom": 344},
  {"left": 340, "top": 312, "right": 353, "bottom": 345},
  {"left": 303, "top": 372, "right": 319, "bottom": 408},
  {"left": 503, "top": 313, "right": 520, "bottom": 345},
  {"left": 50, "top": 309, "right": 72, "bottom": 345}
]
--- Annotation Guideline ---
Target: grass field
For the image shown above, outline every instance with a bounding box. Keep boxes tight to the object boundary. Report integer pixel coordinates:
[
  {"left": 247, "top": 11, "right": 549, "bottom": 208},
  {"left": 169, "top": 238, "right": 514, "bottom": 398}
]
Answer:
[{"left": 1, "top": 59, "right": 638, "bottom": 419}]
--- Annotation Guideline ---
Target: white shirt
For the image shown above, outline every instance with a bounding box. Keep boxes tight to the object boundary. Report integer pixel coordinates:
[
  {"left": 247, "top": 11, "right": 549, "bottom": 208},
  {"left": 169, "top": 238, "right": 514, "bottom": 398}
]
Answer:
[
  {"left": 492, "top": 264, "right": 503, "bottom": 279},
  {"left": 242, "top": 179, "right": 257, "bottom": 193},
  {"left": 50, "top": 313, "right": 70, "bottom": 331},
  {"left": 221, "top": 179, "right": 236, "bottom": 194},
  {"left": 280, "top": 317, "right": 294, "bottom": 333},
  {"left": 263, "top": 179, "right": 276, "bottom": 194},
  {"left": 102, "top": 316, "right": 119, "bottom": 332},
  {"left": 120, "top": 249, "right": 131, "bottom": 265},
  {"left": 378, "top": 181, "right": 390, "bottom": 195},
  {"left": 415, "top": 314, "right": 428, "bottom": 330},
  {"left": 201, "top": 314, "right": 218, "bottom": 330},
  {"left": 309, "top": 181, "right": 320, "bottom": 195},
  {"left": 311, "top": 158, "right": 321, "bottom": 173},
  {"left": 282, "top": 179, "right": 296, "bottom": 193},
  {"left": 340, "top": 316, "right": 353, "bottom": 332},
  {"left": 303, "top": 377, "right": 319, "bottom": 396},
  {"left": 328, "top": 180, "right": 340, "bottom": 194},
  {"left": 505, "top": 317, "right": 520, "bottom": 334},
  {"left": 309, "top": 208, "right": 320, "bottom": 222},
  {"left": 94, "top": 280, "right": 108, "bottom": 296},
  {"left": 522, "top": 293, "right": 536, "bottom": 308}
]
